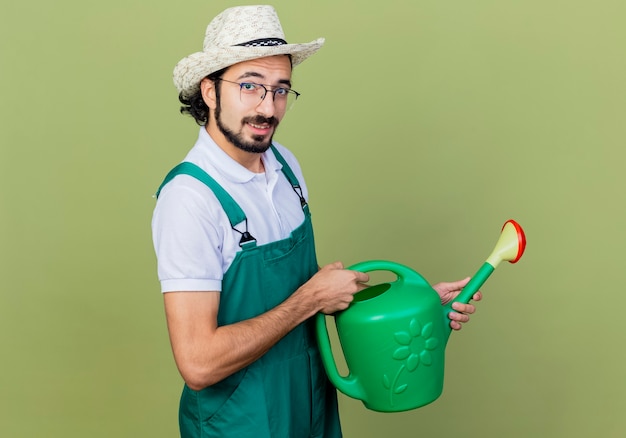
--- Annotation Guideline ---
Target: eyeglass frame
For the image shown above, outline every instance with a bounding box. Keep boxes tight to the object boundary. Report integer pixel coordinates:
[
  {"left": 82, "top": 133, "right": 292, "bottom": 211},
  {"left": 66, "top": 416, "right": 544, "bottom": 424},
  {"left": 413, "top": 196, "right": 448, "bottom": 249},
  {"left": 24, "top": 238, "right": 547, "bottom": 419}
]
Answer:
[{"left": 214, "top": 78, "right": 301, "bottom": 108}]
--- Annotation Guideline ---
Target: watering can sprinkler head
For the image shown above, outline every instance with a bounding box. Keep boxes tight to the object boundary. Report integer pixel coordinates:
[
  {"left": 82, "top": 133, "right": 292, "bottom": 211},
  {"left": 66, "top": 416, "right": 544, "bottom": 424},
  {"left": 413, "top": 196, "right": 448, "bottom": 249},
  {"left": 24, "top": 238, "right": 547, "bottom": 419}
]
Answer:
[{"left": 486, "top": 219, "right": 526, "bottom": 268}]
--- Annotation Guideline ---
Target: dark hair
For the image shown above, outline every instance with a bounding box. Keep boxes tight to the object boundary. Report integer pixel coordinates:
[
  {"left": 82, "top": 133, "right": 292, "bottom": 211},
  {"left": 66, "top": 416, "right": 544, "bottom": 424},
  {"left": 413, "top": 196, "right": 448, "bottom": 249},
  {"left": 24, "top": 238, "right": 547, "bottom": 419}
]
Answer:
[{"left": 179, "top": 67, "right": 227, "bottom": 125}]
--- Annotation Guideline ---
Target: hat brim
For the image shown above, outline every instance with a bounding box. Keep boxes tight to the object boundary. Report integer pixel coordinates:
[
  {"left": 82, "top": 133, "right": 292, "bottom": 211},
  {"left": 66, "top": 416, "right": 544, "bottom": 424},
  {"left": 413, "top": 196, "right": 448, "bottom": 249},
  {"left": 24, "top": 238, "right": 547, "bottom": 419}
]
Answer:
[{"left": 174, "top": 38, "right": 324, "bottom": 99}]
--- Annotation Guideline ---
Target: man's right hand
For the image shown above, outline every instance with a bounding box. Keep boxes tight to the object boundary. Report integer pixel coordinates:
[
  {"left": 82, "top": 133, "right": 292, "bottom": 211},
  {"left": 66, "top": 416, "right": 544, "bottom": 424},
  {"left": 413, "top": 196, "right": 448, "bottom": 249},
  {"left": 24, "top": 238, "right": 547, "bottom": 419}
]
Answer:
[{"left": 298, "top": 261, "right": 370, "bottom": 315}]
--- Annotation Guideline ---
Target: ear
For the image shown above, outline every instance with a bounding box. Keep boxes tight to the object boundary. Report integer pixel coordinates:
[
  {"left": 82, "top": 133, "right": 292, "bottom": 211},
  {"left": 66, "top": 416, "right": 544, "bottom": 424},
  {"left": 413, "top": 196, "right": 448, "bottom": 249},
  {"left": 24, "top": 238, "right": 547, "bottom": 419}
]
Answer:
[{"left": 200, "top": 78, "right": 217, "bottom": 110}]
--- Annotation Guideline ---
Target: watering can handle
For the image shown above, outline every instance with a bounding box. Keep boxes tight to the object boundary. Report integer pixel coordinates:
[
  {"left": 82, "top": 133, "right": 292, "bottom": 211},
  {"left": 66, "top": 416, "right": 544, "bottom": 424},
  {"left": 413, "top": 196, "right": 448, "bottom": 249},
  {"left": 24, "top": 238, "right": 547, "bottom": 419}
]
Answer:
[
  {"left": 315, "top": 314, "right": 366, "bottom": 401},
  {"left": 315, "top": 260, "right": 429, "bottom": 400},
  {"left": 347, "top": 260, "right": 431, "bottom": 288}
]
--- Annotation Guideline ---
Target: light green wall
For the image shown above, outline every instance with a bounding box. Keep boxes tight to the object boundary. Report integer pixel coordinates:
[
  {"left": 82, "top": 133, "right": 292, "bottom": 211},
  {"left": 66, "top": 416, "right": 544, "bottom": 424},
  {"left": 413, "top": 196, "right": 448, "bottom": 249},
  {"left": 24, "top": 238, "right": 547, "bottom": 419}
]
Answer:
[{"left": 2, "top": 1, "right": 625, "bottom": 436}]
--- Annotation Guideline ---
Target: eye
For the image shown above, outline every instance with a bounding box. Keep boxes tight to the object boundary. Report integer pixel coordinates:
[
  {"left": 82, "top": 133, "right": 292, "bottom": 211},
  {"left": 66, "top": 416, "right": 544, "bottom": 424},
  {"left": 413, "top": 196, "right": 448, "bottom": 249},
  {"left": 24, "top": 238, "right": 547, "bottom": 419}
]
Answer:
[
  {"left": 274, "top": 88, "right": 289, "bottom": 97},
  {"left": 240, "top": 82, "right": 258, "bottom": 92}
]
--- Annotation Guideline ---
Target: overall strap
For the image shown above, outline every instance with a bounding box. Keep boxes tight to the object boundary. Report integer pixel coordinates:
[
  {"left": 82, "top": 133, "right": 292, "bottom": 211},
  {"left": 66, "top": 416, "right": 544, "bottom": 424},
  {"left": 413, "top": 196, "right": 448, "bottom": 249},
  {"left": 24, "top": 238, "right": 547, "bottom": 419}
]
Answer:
[
  {"left": 155, "top": 162, "right": 256, "bottom": 247},
  {"left": 270, "top": 145, "right": 308, "bottom": 209}
]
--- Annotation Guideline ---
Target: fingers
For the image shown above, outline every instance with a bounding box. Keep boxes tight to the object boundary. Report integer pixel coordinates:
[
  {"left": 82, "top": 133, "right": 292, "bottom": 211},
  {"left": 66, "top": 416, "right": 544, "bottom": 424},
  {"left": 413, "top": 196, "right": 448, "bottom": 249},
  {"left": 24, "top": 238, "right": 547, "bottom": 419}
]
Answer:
[
  {"left": 445, "top": 284, "right": 482, "bottom": 331},
  {"left": 320, "top": 262, "right": 370, "bottom": 284},
  {"left": 312, "top": 262, "right": 371, "bottom": 315},
  {"left": 448, "top": 311, "right": 469, "bottom": 331},
  {"left": 449, "top": 320, "right": 463, "bottom": 331},
  {"left": 449, "top": 309, "right": 470, "bottom": 322},
  {"left": 449, "top": 277, "right": 471, "bottom": 290},
  {"left": 451, "top": 302, "right": 476, "bottom": 314},
  {"left": 356, "top": 282, "right": 370, "bottom": 292},
  {"left": 448, "top": 302, "right": 476, "bottom": 330},
  {"left": 352, "top": 270, "right": 370, "bottom": 284},
  {"left": 432, "top": 277, "right": 471, "bottom": 297},
  {"left": 322, "top": 261, "right": 344, "bottom": 270}
]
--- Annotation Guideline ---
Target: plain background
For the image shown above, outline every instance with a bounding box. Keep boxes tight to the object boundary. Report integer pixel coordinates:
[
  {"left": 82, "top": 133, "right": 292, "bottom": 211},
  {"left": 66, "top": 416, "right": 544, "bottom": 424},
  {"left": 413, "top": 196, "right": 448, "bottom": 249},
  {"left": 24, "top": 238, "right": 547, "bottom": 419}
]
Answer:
[{"left": 1, "top": 0, "right": 625, "bottom": 436}]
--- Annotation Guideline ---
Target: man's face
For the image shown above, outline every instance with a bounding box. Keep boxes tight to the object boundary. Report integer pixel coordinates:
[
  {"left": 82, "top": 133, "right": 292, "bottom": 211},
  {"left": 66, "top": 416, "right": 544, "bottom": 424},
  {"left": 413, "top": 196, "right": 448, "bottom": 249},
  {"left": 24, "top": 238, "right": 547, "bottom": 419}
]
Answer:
[{"left": 209, "top": 55, "right": 293, "bottom": 154}]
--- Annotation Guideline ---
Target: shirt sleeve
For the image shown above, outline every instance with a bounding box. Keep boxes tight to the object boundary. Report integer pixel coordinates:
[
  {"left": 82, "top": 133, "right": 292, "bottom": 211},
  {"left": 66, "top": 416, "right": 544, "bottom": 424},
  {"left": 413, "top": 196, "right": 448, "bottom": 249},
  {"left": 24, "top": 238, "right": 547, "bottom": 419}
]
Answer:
[{"left": 151, "top": 175, "right": 226, "bottom": 293}]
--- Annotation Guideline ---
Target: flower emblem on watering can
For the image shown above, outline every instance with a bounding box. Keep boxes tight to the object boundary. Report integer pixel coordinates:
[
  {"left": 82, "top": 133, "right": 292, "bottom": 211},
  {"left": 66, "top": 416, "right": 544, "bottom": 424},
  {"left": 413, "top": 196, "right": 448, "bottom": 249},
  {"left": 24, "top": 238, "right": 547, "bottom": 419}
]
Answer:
[{"left": 383, "top": 317, "right": 439, "bottom": 406}]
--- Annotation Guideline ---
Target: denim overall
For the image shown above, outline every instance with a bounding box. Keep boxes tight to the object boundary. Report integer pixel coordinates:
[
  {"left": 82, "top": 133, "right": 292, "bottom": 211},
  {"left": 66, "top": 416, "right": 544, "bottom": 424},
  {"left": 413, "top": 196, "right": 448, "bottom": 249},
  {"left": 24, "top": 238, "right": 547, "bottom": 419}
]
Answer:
[{"left": 157, "top": 146, "right": 341, "bottom": 437}]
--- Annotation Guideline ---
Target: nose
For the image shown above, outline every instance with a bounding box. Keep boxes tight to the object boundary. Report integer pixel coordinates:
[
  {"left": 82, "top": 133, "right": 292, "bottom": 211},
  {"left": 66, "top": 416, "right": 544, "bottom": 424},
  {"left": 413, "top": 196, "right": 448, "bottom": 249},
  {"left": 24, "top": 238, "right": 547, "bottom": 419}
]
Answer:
[{"left": 255, "top": 89, "right": 278, "bottom": 117}]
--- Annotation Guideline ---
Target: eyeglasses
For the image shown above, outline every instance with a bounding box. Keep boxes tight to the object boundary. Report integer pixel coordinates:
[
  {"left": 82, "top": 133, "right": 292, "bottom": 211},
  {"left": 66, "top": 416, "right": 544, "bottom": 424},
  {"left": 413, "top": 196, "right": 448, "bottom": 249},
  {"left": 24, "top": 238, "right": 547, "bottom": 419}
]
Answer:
[{"left": 216, "top": 78, "right": 301, "bottom": 110}]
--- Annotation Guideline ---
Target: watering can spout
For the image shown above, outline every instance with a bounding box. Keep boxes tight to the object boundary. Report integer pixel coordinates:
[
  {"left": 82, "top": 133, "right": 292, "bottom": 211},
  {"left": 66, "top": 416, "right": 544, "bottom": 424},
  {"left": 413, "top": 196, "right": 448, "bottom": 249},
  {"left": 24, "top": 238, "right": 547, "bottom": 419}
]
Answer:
[{"left": 444, "top": 220, "right": 526, "bottom": 331}]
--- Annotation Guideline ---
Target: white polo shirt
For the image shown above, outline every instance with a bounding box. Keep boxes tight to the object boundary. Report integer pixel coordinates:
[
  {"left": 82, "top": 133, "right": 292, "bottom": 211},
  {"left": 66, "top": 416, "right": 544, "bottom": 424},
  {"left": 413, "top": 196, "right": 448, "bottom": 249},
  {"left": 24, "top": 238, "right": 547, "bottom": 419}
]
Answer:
[{"left": 152, "top": 127, "right": 309, "bottom": 293}]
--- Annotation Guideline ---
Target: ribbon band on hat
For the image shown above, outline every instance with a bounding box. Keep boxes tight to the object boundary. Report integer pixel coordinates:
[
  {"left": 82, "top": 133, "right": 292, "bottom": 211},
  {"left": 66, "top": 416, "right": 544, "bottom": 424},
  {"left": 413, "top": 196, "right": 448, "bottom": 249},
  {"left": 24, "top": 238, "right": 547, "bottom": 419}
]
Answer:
[{"left": 236, "top": 38, "right": 288, "bottom": 48}]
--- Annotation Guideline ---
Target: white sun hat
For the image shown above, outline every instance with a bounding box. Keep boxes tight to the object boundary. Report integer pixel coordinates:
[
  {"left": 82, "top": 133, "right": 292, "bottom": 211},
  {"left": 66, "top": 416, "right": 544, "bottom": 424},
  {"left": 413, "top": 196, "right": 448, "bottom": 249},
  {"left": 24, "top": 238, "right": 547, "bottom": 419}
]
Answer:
[{"left": 173, "top": 5, "right": 325, "bottom": 99}]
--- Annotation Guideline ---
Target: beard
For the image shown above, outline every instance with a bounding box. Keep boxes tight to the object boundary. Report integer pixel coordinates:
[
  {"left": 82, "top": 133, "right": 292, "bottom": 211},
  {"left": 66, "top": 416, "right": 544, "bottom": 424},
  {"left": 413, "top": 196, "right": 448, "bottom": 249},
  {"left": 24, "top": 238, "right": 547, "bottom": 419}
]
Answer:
[{"left": 214, "top": 99, "right": 278, "bottom": 154}]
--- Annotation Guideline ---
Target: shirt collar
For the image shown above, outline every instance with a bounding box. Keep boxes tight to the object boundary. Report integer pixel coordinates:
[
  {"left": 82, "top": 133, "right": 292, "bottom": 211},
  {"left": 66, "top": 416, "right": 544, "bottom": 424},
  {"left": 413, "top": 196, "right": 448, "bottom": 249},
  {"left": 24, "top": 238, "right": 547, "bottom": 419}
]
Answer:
[{"left": 197, "top": 127, "right": 283, "bottom": 184}]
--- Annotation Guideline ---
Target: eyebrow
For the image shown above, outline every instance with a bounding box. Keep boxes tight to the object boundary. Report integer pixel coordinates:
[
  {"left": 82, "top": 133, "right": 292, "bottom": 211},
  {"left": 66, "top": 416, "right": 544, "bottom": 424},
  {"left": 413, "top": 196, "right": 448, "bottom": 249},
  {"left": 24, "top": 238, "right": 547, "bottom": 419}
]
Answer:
[{"left": 236, "top": 71, "right": 292, "bottom": 87}]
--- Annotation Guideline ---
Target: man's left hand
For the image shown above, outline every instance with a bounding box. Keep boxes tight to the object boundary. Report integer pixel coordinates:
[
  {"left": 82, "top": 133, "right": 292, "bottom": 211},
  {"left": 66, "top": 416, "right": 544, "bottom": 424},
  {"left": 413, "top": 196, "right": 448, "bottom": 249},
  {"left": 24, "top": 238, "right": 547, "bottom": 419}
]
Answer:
[{"left": 432, "top": 277, "right": 482, "bottom": 331}]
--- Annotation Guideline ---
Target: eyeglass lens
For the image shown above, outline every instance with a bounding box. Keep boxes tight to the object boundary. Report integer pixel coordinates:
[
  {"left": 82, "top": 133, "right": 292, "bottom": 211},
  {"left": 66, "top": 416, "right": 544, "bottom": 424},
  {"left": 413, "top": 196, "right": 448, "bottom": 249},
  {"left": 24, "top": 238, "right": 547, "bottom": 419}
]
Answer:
[{"left": 239, "top": 82, "right": 299, "bottom": 110}]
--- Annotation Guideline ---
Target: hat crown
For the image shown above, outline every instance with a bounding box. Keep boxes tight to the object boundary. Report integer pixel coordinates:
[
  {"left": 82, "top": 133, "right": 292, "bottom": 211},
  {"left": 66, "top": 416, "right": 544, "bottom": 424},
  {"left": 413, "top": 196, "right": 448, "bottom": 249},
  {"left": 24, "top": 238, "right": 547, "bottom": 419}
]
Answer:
[
  {"left": 203, "top": 5, "right": 286, "bottom": 50},
  {"left": 173, "top": 5, "right": 323, "bottom": 98}
]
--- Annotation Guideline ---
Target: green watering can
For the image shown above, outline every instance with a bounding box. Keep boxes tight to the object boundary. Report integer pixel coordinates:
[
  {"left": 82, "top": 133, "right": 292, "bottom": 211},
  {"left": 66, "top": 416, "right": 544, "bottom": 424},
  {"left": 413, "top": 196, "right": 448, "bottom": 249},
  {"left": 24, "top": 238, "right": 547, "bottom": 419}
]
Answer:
[{"left": 316, "top": 220, "right": 526, "bottom": 412}]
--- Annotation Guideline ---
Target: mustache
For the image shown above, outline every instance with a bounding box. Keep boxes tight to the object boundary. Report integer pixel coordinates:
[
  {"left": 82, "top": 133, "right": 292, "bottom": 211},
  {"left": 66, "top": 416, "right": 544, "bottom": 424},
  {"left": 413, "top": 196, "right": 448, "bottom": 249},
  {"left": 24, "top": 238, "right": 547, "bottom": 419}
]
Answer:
[{"left": 243, "top": 115, "right": 278, "bottom": 127}]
